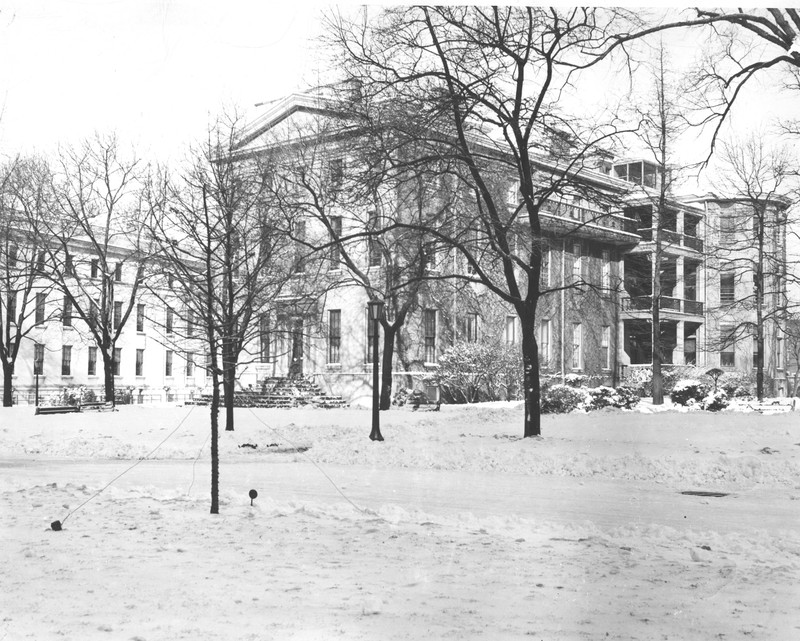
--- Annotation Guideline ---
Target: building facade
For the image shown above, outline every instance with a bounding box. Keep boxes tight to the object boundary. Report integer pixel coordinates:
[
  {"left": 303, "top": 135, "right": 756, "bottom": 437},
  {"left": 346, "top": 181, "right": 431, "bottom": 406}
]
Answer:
[{"left": 1, "top": 92, "right": 792, "bottom": 404}]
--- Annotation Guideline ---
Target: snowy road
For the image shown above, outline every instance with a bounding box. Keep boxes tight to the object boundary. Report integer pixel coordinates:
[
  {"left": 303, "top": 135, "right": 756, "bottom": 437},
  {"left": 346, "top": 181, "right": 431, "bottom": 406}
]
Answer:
[{"left": 4, "top": 457, "right": 798, "bottom": 535}]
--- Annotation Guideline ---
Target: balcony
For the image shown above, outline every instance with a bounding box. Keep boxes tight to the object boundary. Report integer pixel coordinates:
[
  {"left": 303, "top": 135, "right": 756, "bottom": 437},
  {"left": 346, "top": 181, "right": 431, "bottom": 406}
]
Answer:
[
  {"left": 636, "top": 228, "right": 704, "bottom": 253},
  {"left": 622, "top": 296, "right": 704, "bottom": 316},
  {"left": 537, "top": 199, "right": 640, "bottom": 244}
]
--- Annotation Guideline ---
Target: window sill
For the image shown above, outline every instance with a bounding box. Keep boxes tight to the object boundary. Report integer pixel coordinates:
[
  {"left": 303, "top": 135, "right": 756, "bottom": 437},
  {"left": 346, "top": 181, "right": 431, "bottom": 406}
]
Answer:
[{"left": 326, "top": 363, "right": 342, "bottom": 370}]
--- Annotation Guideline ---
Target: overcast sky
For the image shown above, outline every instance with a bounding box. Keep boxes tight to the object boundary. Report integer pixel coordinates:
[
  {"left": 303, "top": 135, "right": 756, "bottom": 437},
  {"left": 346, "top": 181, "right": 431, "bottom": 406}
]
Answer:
[
  {"left": 0, "top": 0, "right": 329, "bottom": 161},
  {"left": 0, "top": 1, "right": 792, "bottom": 180}
]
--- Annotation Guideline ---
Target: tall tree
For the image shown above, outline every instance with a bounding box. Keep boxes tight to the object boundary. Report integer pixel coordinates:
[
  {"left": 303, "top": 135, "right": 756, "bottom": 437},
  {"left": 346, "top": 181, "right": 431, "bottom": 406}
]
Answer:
[
  {"left": 27, "top": 134, "right": 154, "bottom": 404},
  {"left": 708, "top": 136, "right": 796, "bottom": 400},
  {"left": 0, "top": 157, "right": 57, "bottom": 406},
  {"left": 328, "top": 6, "right": 648, "bottom": 437},
  {"left": 147, "top": 116, "right": 300, "bottom": 435},
  {"left": 626, "top": 43, "right": 697, "bottom": 404}
]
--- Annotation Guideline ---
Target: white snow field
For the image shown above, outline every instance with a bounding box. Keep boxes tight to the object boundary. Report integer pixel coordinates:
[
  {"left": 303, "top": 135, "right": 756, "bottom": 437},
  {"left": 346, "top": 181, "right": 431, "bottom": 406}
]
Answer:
[{"left": 1, "top": 402, "right": 799, "bottom": 640}]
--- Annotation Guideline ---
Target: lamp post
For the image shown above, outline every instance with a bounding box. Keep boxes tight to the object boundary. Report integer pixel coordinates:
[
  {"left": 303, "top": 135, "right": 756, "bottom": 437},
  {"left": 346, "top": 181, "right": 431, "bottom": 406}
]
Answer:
[
  {"left": 367, "top": 299, "right": 384, "bottom": 441},
  {"left": 34, "top": 353, "right": 43, "bottom": 407}
]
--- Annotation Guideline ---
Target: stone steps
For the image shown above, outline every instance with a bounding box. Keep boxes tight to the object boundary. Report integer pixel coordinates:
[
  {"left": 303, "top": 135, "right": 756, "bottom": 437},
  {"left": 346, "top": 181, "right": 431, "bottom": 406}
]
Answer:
[{"left": 187, "top": 377, "right": 347, "bottom": 409}]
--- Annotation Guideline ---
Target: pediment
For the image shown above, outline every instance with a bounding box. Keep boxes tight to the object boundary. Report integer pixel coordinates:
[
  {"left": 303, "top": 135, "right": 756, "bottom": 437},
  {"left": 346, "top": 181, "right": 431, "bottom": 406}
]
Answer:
[{"left": 234, "top": 93, "right": 349, "bottom": 156}]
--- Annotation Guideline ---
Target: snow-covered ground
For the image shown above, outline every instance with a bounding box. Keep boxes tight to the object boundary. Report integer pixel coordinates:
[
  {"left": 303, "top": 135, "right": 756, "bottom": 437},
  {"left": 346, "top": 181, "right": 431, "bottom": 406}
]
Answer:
[{"left": 2, "top": 402, "right": 799, "bottom": 640}]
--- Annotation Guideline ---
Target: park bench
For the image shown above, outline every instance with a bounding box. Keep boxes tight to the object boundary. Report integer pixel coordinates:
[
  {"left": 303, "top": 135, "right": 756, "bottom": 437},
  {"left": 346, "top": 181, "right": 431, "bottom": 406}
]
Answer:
[
  {"left": 80, "top": 401, "right": 116, "bottom": 412},
  {"left": 746, "top": 398, "right": 796, "bottom": 414},
  {"left": 35, "top": 405, "right": 80, "bottom": 416}
]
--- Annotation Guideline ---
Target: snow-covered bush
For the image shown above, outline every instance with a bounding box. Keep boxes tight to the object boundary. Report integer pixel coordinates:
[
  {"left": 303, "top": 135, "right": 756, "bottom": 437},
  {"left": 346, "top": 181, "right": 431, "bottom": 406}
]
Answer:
[
  {"left": 584, "top": 386, "right": 618, "bottom": 410},
  {"left": 563, "top": 373, "right": 587, "bottom": 388},
  {"left": 670, "top": 380, "right": 709, "bottom": 406},
  {"left": 430, "top": 342, "right": 523, "bottom": 403},
  {"left": 701, "top": 389, "right": 729, "bottom": 412},
  {"left": 719, "top": 371, "right": 755, "bottom": 398},
  {"left": 613, "top": 386, "right": 641, "bottom": 409},
  {"left": 541, "top": 384, "right": 586, "bottom": 414}
]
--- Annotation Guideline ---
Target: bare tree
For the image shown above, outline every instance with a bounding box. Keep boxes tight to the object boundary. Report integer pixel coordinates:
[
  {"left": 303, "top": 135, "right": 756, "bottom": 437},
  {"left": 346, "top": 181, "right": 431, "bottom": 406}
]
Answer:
[
  {"left": 327, "top": 6, "right": 656, "bottom": 437},
  {"left": 21, "top": 135, "right": 155, "bottom": 404},
  {"left": 622, "top": 43, "right": 702, "bottom": 404},
  {"left": 707, "top": 135, "right": 796, "bottom": 400},
  {"left": 0, "top": 157, "right": 58, "bottom": 406},
  {"left": 148, "top": 115, "right": 302, "bottom": 435}
]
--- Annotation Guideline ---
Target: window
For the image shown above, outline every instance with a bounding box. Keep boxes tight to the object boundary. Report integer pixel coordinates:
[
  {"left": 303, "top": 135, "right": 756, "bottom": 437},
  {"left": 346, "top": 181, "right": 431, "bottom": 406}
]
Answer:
[
  {"left": 571, "top": 322, "right": 583, "bottom": 370},
  {"left": 166, "top": 307, "right": 174, "bottom": 334},
  {"left": 776, "top": 336, "right": 783, "bottom": 370},
  {"left": 8, "top": 246, "right": 17, "bottom": 268},
  {"left": 539, "top": 319, "right": 551, "bottom": 366},
  {"left": 505, "top": 315, "right": 517, "bottom": 345},
  {"left": 7, "top": 291, "right": 16, "bottom": 323},
  {"left": 540, "top": 247, "right": 550, "bottom": 287},
  {"left": 113, "top": 301, "right": 123, "bottom": 329},
  {"left": 720, "top": 324, "right": 736, "bottom": 367},
  {"left": 294, "top": 221, "right": 306, "bottom": 273},
  {"left": 602, "top": 325, "right": 611, "bottom": 370},
  {"left": 329, "top": 157, "right": 344, "bottom": 190},
  {"left": 36, "top": 250, "right": 45, "bottom": 272},
  {"left": 113, "top": 347, "right": 121, "bottom": 376},
  {"left": 602, "top": 250, "right": 611, "bottom": 290},
  {"left": 88, "top": 299, "right": 99, "bottom": 329},
  {"left": 136, "top": 349, "right": 144, "bottom": 377},
  {"left": 465, "top": 313, "right": 479, "bottom": 343},
  {"left": 572, "top": 243, "right": 582, "bottom": 281},
  {"left": 423, "top": 309, "right": 437, "bottom": 363},
  {"left": 91, "top": 259, "right": 99, "bottom": 278},
  {"left": 88, "top": 346, "right": 97, "bottom": 376},
  {"left": 329, "top": 216, "right": 342, "bottom": 266},
  {"left": 165, "top": 350, "right": 173, "bottom": 377},
  {"left": 61, "top": 346, "right": 72, "bottom": 376},
  {"left": 185, "top": 351, "right": 195, "bottom": 377},
  {"left": 114, "top": 262, "right": 122, "bottom": 282},
  {"left": 328, "top": 309, "right": 341, "bottom": 364},
  {"left": 62, "top": 297, "right": 72, "bottom": 327},
  {"left": 259, "top": 313, "right": 271, "bottom": 363},
  {"left": 34, "top": 343, "right": 44, "bottom": 375},
  {"left": 35, "top": 293, "right": 45, "bottom": 324},
  {"left": 720, "top": 216, "right": 735, "bottom": 246},
  {"left": 64, "top": 253, "right": 74, "bottom": 276},
  {"left": 367, "top": 211, "right": 381, "bottom": 267},
  {"left": 720, "top": 272, "right": 735, "bottom": 303},
  {"left": 186, "top": 309, "right": 195, "bottom": 337},
  {"left": 136, "top": 304, "right": 145, "bottom": 332}
]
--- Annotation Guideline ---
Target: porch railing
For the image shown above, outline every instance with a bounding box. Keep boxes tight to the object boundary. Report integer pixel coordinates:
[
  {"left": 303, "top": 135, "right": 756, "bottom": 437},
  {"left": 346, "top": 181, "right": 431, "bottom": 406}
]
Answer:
[
  {"left": 636, "top": 228, "right": 704, "bottom": 252},
  {"left": 622, "top": 296, "right": 704, "bottom": 315}
]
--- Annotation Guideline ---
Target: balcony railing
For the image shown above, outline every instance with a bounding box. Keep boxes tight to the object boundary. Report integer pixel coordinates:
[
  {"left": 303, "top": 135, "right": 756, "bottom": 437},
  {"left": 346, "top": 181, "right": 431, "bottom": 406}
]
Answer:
[
  {"left": 539, "top": 200, "right": 638, "bottom": 234},
  {"left": 622, "top": 296, "right": 704, "bottom": 315},
  {"left": 636, "top": 228, "right": 704, "bottom": 252}
]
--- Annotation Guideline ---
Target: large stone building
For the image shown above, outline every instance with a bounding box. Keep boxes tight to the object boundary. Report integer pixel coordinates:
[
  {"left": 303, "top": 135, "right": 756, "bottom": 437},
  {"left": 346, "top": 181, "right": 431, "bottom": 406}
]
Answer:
[{"left": 1, "top": 91, "right": 792, "bottom": 404}]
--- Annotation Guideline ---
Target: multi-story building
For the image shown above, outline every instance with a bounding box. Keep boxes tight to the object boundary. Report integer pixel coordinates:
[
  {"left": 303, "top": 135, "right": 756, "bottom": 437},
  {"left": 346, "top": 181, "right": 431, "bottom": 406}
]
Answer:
[{"left": 2, "top": 91, "right": 792, "bottom": 403}]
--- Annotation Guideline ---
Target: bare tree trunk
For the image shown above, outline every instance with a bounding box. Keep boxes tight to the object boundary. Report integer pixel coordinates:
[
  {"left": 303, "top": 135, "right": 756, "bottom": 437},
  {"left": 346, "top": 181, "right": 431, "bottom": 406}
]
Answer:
[
  {"left": 379, "top": 321, "right": 401, "bottom": 410},
  {"left": 210, "top": 373, "right": 220, "bottom": 515},
  {"left": 102, "top": 350, "right": 115, "bottom": 404},
  {"left": 520, "top": 312, "right": 541, "bottom": 438},
  {"left": 223, "top": 375, "right": 235, "bottom": 432},
  {"left": 652, "top": 249, "right": 664, "bottom": 405},
  {"left": 2, "top": 363, "right": 13, "bottom": 407}
]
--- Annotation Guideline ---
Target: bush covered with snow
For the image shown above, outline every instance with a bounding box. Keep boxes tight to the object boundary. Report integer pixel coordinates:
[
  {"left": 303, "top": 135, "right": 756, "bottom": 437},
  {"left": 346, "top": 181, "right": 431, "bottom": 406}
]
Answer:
[
  {"left": 670, "top": 380, "right": 709, "bottom": 406},
  {"left": 540, "top": 384, "right": 586, "bottom": 414},
  {"left": 430, "top": 342, "right": 523, "bottom": 403},
  {"left": 701, "top": 389, "right": 730, "bottom": 412}
]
